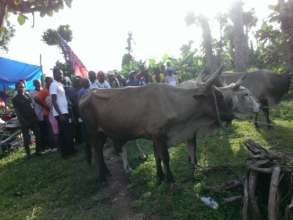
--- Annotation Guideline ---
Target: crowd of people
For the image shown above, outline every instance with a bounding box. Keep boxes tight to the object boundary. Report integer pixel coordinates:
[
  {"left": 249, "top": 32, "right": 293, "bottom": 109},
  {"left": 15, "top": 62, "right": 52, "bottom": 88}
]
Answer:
[{"left": 11, "top": 62, "right": 178, "bottom": 159}]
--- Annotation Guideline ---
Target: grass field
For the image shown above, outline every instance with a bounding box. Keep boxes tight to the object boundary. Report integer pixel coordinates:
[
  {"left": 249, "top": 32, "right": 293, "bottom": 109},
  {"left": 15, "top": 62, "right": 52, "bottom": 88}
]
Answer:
[{"left": 0, "top": 100, "right": 293, "bottom": 220}]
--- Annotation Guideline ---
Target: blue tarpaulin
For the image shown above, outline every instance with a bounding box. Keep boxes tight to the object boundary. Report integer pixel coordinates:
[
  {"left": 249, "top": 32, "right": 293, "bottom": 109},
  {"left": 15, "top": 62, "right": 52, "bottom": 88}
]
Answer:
[{"left": 0, "top": 57, "right": 42, "bottom": 91}]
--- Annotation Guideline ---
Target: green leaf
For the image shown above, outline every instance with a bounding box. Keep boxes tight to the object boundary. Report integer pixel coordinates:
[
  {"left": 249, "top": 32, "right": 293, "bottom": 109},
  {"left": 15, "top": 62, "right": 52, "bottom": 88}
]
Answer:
[
  {"left": 17, "top": 14, "right": 26, "bottom": 25},
  {"left": 47, "top": 11, "right": 53, "bottom": 16}
]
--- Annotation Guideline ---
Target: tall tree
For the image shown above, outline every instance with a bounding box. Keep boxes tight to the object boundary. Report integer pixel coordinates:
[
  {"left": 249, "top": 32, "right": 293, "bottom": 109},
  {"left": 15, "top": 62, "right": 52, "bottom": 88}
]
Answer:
[
  {"left": 278, "top": 0, "right": 293, "bottom": 71},
  {"left": 185, "top": 12, "right": 217, "bottom": 73},
  {"left": 121, "top": 32, "right": 142, "bottom": 76},
  {"left": 254, "top": 21, "right": 287, "bottom": 71},
  {"left": 230, "top": 0, "right": 250, "bottom": 71},
  {"left": 215, "top": 13, "right": 227, "bottom": 65},
  {"left": 122, "top": 32, "right": 135, "bottom": 67}
]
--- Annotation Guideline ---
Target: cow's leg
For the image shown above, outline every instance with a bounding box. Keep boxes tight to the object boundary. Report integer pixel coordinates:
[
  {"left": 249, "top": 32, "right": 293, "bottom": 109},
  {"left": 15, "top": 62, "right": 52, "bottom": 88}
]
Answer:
[
  {"left": 98, "top": 133, "right": 111, "bottom": 176},
  {"left": 263, "top": 106, "right": 273, "bottom": 129},
  {"left": 121, "top": 146, "right": 132, "bottom": 173},
  {"left": 153, "top": 140, "right": 164, "bottom": 183},
  {"left": 161, "top": 145, "right": 174, "bottom": 183},
  {"left": 225, "top": 120, "right": 233, "bottom": 127},
  {"left": 254, "top": 112, "right": 259, "bottom": 128},
  {"left": 94, "top": 132, "right": 109, "bottom": 183},
  {"left": 187, "top": 134, "right": 197, "bottom": 168}
]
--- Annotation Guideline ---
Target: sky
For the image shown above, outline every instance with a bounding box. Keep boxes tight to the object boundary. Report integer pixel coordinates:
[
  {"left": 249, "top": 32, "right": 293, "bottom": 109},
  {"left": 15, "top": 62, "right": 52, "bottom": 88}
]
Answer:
[{"left": 1, "top": 0, "right": 277, "bottom": 75}]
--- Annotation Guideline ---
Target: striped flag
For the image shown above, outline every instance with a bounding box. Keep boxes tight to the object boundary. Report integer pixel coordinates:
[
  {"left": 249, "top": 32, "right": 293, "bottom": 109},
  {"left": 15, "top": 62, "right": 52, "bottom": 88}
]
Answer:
[{"left": 58, "top": 35, "right": 88, "bottom": 78}]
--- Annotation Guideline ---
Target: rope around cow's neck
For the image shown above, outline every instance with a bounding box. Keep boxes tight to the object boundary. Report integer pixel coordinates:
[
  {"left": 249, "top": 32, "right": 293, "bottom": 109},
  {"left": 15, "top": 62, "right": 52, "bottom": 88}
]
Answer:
[{"left": 212, "top": 88, "right": 223, "bottom": 128}]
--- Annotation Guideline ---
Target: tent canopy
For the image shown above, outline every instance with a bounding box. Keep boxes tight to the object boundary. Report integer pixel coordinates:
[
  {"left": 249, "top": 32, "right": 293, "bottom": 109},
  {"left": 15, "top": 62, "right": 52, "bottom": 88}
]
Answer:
[{"left": 0, "top": 57, "right": 42, "bottom": 91}]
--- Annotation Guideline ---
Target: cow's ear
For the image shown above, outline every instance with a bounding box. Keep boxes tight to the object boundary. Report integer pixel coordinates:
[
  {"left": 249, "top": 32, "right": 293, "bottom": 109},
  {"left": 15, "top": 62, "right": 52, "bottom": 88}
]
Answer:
[{"left": 233, "top": 74, "right": 246, "bottom": 91}]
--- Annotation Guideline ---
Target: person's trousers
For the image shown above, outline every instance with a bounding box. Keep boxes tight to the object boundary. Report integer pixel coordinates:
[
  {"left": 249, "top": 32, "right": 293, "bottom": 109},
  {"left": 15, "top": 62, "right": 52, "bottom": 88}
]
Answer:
[
  {"left": 56, "top": 114, "right": 75, "bottom": 158},
  {"left": 38, "top": 118, "right": 50, "bottom": 150},
  {"left": 21, "top": 122, "right": 42, "bottom": 156}
]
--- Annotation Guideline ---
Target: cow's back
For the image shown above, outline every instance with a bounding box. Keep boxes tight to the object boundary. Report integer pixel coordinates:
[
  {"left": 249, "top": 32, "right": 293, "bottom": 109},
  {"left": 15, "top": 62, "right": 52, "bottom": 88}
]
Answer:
[
  {"left": 222, "top": 70, "right": 291, "bottom": 106},
  {"left": 79, "top": 84, "right": 201, "bottom": 140}
]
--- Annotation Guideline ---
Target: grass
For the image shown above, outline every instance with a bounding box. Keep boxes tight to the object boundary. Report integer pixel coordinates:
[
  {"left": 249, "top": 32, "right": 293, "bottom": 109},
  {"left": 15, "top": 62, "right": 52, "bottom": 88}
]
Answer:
[{"left": 0, "top": 100, "right": 293, "bottom": 220}]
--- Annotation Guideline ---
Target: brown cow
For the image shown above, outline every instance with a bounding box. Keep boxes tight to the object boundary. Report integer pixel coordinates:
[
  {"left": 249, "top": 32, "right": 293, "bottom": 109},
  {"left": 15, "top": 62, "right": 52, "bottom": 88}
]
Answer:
[
  {"left": 121, "top": 76, "right": 260, "bottom": 172},
  {"left": 79, "top": 67, "right": 259, "bottom": 183}
]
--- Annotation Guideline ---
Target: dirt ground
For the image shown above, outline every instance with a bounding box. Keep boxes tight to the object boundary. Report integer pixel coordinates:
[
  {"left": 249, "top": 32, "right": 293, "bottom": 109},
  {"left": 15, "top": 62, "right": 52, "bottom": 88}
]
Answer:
[{"left": 100, "top": 148, "right": 145, "bottom": 220}]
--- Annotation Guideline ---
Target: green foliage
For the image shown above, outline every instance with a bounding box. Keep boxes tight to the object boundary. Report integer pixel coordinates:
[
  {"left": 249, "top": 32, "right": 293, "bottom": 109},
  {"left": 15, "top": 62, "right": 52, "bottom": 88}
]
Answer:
[
  {"left": 253, "top": 21, "right": 288, "bottom": 72},
  {"left": 42, "top": 25, "right": 73, "bottom": 76},
  {"left": 121, "top": 59, "right": 144, "bottom": 77},
  {"left": 0, "top": 21, "right": 15, "bottom": 51},
  {"left": 16, "top": 14, "right": 26, "bottom": 25},
  {"left": 4, "top": 0, "right": 73, "bottom": 26},
  {"left": 0, "top": 0, "right": 72, "bottom": 51},
  {"left": 53, "top": 60, "right": 72, "bottom": 77},
  {"left": 42, "top": 24, "right": 72, "bottom": 46}
]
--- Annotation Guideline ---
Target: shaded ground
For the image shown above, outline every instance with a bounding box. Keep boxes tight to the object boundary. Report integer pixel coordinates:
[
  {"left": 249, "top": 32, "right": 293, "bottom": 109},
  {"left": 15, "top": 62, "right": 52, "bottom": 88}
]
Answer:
[{"left": 99, "top": 147, "right": 144, "bottom": 220}]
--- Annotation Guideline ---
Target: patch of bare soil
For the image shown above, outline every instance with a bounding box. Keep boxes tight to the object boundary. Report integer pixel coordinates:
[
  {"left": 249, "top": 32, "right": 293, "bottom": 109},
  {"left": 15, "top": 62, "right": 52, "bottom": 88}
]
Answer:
[{"left": 100, "top": 147, "right": 144, "bottom": 220}]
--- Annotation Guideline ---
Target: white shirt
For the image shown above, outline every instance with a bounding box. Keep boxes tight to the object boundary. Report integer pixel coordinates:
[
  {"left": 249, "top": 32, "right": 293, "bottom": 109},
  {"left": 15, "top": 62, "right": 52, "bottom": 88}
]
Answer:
[
  {"left": 89, "top": 81, "right": 98, "bottom": 89},
  {"left": 49, "top": 80, "right": 68, "bottom": 116},
  {"left": 165, "top": 75, "right": 177, "bottom": 86},
  {"left": 96, "top": 81, "right": 111, "bottom": 89}
]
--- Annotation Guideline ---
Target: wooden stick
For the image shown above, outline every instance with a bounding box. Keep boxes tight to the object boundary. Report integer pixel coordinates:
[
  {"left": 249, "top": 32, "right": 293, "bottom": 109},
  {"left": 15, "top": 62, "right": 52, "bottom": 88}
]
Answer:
[
  {"left": 242, "top": 174, "right": 249, "bottom": 220},
  {"left": 204, "top": 180, "right": 242, "bottom": 193},
  {"left": 248, "top": 171, "right": 261, "bottom": 220},
  {"left": 247, "top": 165, "right": 273, "bottom": 174},
  {"left": 223, "top": 195, "right": 242, "bottom": 204},
  {"left": 285, "top": 197, "right": 293, "bottom": 220},
  {"left": 268, "top": 166, "right": 281, "bottom": 220}
]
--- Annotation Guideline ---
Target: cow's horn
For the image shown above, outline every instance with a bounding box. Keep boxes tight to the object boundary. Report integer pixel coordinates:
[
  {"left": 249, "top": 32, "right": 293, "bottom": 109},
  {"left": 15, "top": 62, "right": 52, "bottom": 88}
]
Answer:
[
  {"left": 234, "top": 74, "right": 247, "bottom": 88},
  {"left": 196, "top": 68, "right": 206, "bottom": 83},
  {"left": 205, "top": 65, "right": 224, "bottom": 88}
]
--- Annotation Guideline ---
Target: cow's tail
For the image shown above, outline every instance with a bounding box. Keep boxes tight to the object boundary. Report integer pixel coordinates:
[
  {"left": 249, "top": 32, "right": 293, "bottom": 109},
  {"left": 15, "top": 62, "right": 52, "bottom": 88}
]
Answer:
[
  {"left": 79, "top": 93, "right": 94, "bottom": 165},
  {"left": 85, "top": 141, "right": 92, "bottom": 165}
]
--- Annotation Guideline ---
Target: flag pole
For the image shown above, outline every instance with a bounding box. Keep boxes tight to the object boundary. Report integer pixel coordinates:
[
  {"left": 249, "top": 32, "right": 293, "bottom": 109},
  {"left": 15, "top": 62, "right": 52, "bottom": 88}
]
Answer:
[{"left": 39, "top": 53, "right": 44, "bottom": 86}]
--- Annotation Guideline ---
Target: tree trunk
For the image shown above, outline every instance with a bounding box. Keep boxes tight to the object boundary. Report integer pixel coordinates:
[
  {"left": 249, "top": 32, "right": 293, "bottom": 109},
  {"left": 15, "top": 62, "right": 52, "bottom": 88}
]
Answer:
[
  {"left": 230, "top": 1, "right": 249, "bottom": 71},
  {"left": 199, "top": 16, "right": 217, "bottom": 73},
  {"left": 279, "top": 0, "right": 293, "bottom": 72},
  {"left": 0, "top": 0, "right": 8, "bottom": 29}
]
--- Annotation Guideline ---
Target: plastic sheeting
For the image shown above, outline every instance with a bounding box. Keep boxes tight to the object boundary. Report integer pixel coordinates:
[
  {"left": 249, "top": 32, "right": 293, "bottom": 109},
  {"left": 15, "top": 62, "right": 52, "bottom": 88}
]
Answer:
[{"left": 0, "top": 57, "right": 42, "bottom": 91}]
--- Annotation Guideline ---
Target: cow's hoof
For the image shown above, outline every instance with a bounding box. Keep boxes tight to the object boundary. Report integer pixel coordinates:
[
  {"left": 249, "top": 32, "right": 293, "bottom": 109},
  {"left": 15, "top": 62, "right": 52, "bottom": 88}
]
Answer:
[
  {"left": 254, "top": 124, "right": 260, "bottom": 129},
  {"left": 138, "top": 154, "right": 147, "bottom": 162},
  {"left": 156, "top": 176, "right": 164, "bottom": 185},
  {"left": 169, "top": 183, "right": 179, "bottom": 193},
  {"left": 97, "top": 178, "right": 108, "bottom": 188},
  {"left": 125, "top": 167, "right": 133, "bottom": 174},
  {"left": 268, "top": 124, "right": 274, "bottom": 129}
]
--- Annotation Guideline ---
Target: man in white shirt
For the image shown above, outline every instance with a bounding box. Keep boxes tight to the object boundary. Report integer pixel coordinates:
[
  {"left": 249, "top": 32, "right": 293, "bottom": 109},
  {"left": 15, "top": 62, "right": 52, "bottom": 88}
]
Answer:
[
  {"left": 96, "top": 71, "right": 111, "bottom": 88},
  {"left": 50, "top": 68, "right": 75, "bottom": 158}
]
